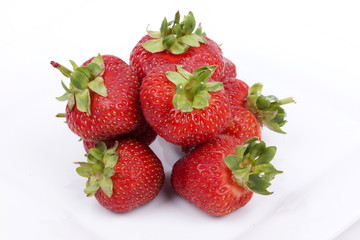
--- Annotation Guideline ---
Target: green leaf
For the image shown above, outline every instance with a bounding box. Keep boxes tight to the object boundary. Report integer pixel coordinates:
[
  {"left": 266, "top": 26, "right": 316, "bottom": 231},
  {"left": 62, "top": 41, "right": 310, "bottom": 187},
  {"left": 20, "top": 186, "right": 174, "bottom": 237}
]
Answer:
[
  {"left": 173, "top": 24, "right": 182, "bottom": 37},
  {"left": 248, "top": 174, "right": 272, "bottom": 195},
  {"left": 253, "top": 163, "right": 282, "bottom": 182},
  {"left": 90, "top": 54, "right": 104, "bottom": 72},
  {"left": 88, "top": 77, "right": 108, "bottom": 97},
  {"left": 75, "top": 89, "right": 91, "bottom": 115},
  {"left": 204, "top": 82, "right": 223, "bottom": 92},
  {"left": 67, "top": 93, "right": 75, "bottom": 112},
  {"left": 232, "top": 167, "right": 251, "bottom": 185},
  {"left": 89, "top": 147, "right": 104, "bottom": 160},
  {"left": 169, "top": 41, "right": 188, "bottom": 54},
  {"left": 103, "top": 152, "right": 118, "bottom": 169},
  {"left": 249, "top": 141, "right": 266, "bottom": 160},
  {"left": 176, "top": 65, "right": 192, "bottom": 80},
  {"left": 183, "top": 11, "right": 196, "bottom": 34},
  {"left": 76, "top": 163, "right": 93, "bottom": 178},
  {"left": 146, "top": 24, "right": 162, "bottom": 38},
  {"left": 166, "top": 71, "right": 188, "bottom": 86},
  {"left": 69, "top": 60, "right": 79, "bottom": 70},
  {"left": 87, "top": 154, "right": 99, "bottom": 164},
  {"left": 162, "top": 35, "right": 176, "bottom": 49},
  {"left": 160, "top": 17, "right": 168, "bottom": 37},
  {"left": 96, "top": 141, "right": 108, "bottom": 153},
  {"left": 235, "top": 145, "right": 246, "bottom": 159},
  {"left": 256, "top": 146, "right": 277, "bottom": 165},
  {"left": 142, "top": 39, "right": 165, "bottom": 53},
  {"left": 103, "top": 167, "right": 115, "bottom": 178},
  {"left": 193, "top": 90, "right": 210, "bottom": 109},
  {"left": 84, "top": 181, "right": 100, "bottom": 197},
  {"left": 88, "top": 62, "right": 103, "bottom": 77},
  {"left": 70, "top": 70, "right": 90, "bottom": 90},
  {"left": 56, "top": 92, "right": 69, "bottom": 102},
  {"left": 264, "top": 120, "right": 286, "bottom": 134},
  {"left": 99, "top": 177, "right": 113, "bottom": 197},
  {"left": 180, "top": 34, "right": 200, "bottom": 47},
  {"left": 224, "top": 154, "right": 241, "bottom": 171}
]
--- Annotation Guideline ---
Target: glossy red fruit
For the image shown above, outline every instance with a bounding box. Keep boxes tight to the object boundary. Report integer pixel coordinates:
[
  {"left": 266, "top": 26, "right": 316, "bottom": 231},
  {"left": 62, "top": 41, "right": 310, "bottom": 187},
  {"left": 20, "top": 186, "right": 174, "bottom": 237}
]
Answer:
[
  {"left": 222, "top": 78, "right": 249, "bottom": 108},
  {"left": 52, "top": 54, "right": 141, "bottom": 141},
  {"left": 83, "top": 113, "right": 157, "bottom": 152},
  {"left": 76, "top": 138, "right": 164, "bottom": 213},
  {"left": 140, "top": 64, "right": 231, "bottom": 146},
  {"left": 222, "top": 106, "right": 261, "bottom": 142},
  {"left": 129, "top": 11, "right": 224, "bottom": 83},
  {"left": 220, "top": 57, "right": 237, "bottom": 81},
  {"left": 171, "top": 135, "right": 282, "bottom": 216}
]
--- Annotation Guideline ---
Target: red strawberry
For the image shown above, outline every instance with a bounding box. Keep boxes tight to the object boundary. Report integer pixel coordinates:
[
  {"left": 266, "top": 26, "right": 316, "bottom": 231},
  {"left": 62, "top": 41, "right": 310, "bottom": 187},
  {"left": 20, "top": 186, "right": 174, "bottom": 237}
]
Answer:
[
  {"left": 52, "top": 54, "right": 141, "bottom": 141},
  {"left": 129, "top": 11, "right": 224, "bottom": 83},
  {"left": 222, "top": 106, "right": 262, "bottom": 143},
  {"left": 222, "top": 82, "right": 294, "bottom": 141},
  {"left": 220, "top": 57, "right": 237, "bottom": 81},
  {"left": 76, "top": 138, "right": 164, "bottom": 212},
  {"left": 140, "top": 64, "right": 231, "bottom": 146},
  {"left": 83, "top": 113, "right": 157, "bottom": 152},
  {"left": 222, "top": 78, "right": 249, "bottom": 108},
  {"left": 171, "top": 134, "right": 282, "bottom": 216}
]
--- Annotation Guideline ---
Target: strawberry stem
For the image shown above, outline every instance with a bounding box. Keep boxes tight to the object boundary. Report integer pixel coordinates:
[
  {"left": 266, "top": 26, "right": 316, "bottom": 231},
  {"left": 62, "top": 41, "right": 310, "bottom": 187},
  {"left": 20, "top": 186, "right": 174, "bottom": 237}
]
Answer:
[
  {"left": 166, "top": 65, "right": 223, "bottom": 112},
  {"left": 51, "top": 61, "right": 73, "bottom": 78},
  {"left": 279, "top": 97, "right": 295, "bottom": 105}
]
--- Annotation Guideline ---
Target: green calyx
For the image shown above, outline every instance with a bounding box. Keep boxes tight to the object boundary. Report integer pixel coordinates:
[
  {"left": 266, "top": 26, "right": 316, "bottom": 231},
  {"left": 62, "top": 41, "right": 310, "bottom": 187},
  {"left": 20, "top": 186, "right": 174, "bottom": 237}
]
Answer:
[
  {"left": 166, "top": 65, "right": 223, "bottom": 112},
  {"left": 75, "top": 141, "right": 119, "bottom": 198},
  {"left": 245, "top": 83, "right": 294, "bottom": 134},
  {"left": 52, "top": 54, "right": 107, "bottom": 116},
  {"left": 142, "top": 11, "right": 207, "bottom": 54},
  {"left": 224, "top": 137, "right": 282, "bottom": 195}
]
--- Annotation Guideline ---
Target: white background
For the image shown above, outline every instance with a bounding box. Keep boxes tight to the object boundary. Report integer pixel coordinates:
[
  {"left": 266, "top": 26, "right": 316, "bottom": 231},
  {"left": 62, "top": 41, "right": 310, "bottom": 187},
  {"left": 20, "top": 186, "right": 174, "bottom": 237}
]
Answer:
[{"left": 1, "top": 0, "right": 360, "bottom": 239}]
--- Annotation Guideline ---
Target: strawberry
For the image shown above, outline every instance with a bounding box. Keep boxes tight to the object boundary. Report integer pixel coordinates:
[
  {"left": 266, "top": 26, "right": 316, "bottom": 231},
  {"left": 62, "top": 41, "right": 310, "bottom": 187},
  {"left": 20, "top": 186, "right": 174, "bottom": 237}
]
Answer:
[
  {"left": 171, "top": 134, "right": 282, "bottom": 216},
  {"left": 220, "top": 57, "right": 237, "bottom": 81},
  {"left": 52, "top": 54, "right": 141, "bottom": 141},
  {"left": 140, "top": 64, "right": 231, "bottom": 146},
  {"left": 76, "top": 138, "right": 164, "bottom": 212},
  {"left": 222, "top": 81, "right": 294, "bottom": 141},
  {"left": 129, "top": 11, "right": 224, "bottom": 83},
  {"left": 83, "top": 113, "right": 157, "bottom": 152},
  {"left": 222, "top": 77, "right": 249, "bottom": 108}
]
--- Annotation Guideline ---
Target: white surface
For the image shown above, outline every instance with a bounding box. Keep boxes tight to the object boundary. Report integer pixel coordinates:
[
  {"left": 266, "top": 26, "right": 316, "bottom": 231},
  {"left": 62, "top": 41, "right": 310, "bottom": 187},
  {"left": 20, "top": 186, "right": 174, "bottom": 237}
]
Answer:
[{"left": 1, "top": 0, "right": 360, "bottom": 239}]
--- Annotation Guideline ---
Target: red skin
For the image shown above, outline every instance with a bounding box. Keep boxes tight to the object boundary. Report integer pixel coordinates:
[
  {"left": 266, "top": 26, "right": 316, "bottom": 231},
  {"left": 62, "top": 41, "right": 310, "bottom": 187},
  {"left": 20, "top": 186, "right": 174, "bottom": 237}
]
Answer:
[
  {"left": 65, "top": 55, "right": 141, "bottom": 141},
  {"left": 140, "top": 64, "right": 231, "bottom": 147},
  {"left": 222, "top": 106, "right": 261, "bottom": 142},
  {"left": 83, "top": 113, "right": 157, "bottom": 152},
  {"left": 221, "top": 78, "right": 261, "bottom": 141},
  {"left": 171, "top": 134, "right": 253, "bottom": 217},
  {"left": 222, "top": 78, "right": 249, "bottom": 108},
  {"left": 130, "top": 35, "right": 225, "bottom": 82},
  {"left": 220, "top": 57, "right": 237, "bottom": 81},
  {"left": 95, "top": 138, "right": 164, "bottom": 212}
]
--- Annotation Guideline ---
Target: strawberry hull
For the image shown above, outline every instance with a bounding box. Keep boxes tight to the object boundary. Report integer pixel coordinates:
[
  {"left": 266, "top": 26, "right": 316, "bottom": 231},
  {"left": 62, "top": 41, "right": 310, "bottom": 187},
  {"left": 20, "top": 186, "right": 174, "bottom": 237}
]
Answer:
[
  {"left": 64, "top": 55, "right": 142, "bottom": 141},
  {"left": 94, "top": 139, "right": 164, "bottom": 212},
  {"left": 140, "top": 64, "right": 231, "bottom": 146},
  {"left": 130, "top": 35, "right": 225, "bottom": 82},
  {"left": 171, "top": 135, "right": 253, "bottom": 216}
]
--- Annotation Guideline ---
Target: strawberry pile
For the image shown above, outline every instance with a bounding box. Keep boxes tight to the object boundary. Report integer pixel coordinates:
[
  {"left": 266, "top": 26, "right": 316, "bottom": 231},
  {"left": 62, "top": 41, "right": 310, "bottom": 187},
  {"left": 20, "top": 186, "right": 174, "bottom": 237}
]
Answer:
[{"left": 52, "top": 11, "right": 294, "bottom": 216}]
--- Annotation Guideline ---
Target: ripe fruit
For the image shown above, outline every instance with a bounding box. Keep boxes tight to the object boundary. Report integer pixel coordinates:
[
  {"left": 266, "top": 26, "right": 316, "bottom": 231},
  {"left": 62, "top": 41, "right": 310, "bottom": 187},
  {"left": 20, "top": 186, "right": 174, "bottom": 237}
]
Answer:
[
  {"left": 222, "top": 82, "right": 294, "bottom": 141},
  {"left": 76, "top": 138, "right": 164, "bottom": 212},
  {"left": 222, "top": 77, "right": 249, "bottom": 108},
  {"left": 129, "top": 11, "right": 224, "bottom": 82},
  {"left": 220, "top": 57, "right": 237, "bottom": 81},
  {"left": 140, "top": 64, "right": 231, "bottom": 146},
  {"left": 52, "top": 54, "right": 141, "bottom": 140},
  {"left": 171, "top": 134, "right": 282, "bottom": 216},
  {"left": 83, "top": 113, "right": 157, "bottom": 152}
]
